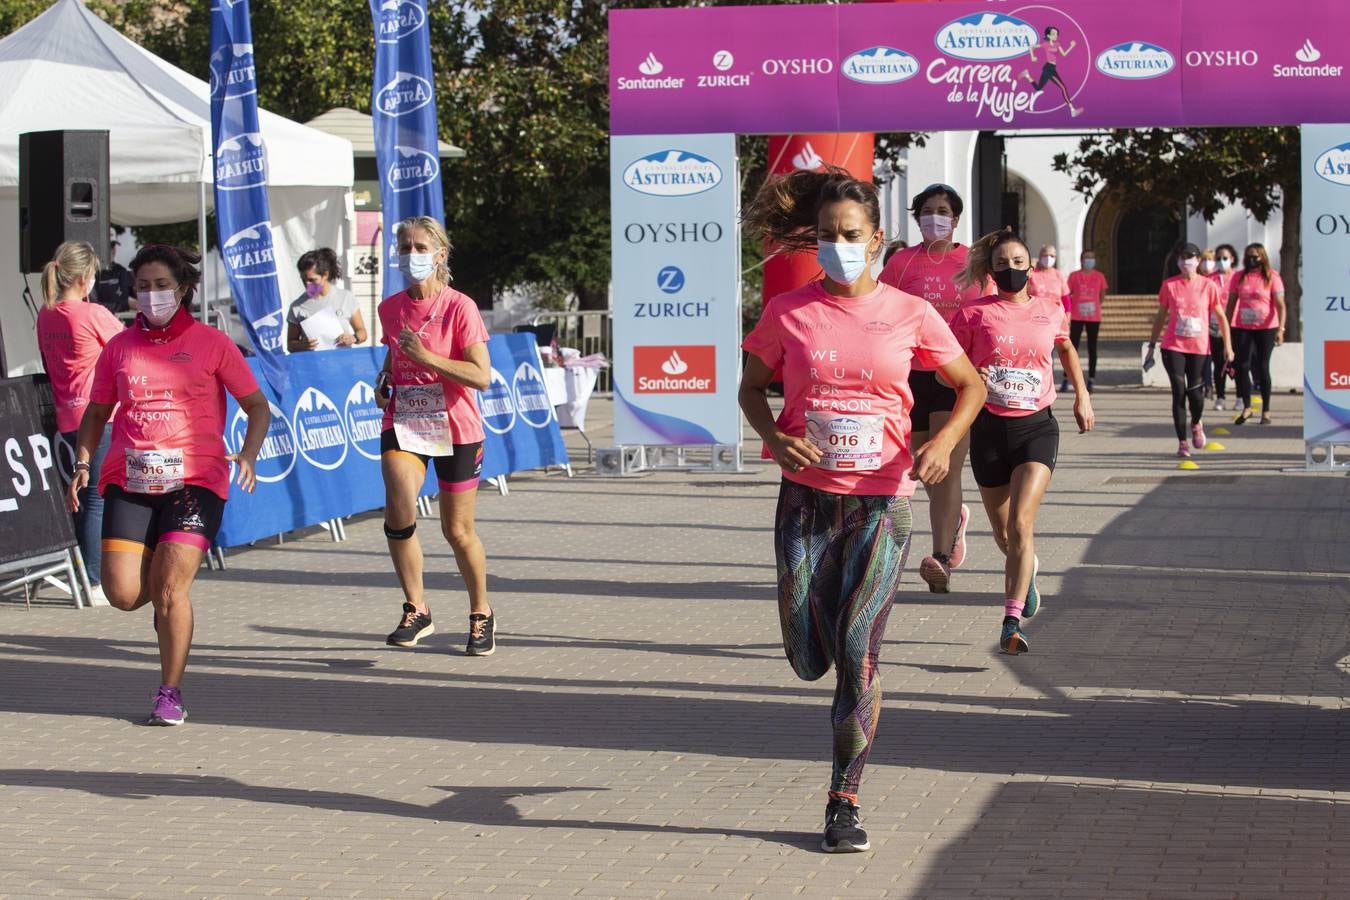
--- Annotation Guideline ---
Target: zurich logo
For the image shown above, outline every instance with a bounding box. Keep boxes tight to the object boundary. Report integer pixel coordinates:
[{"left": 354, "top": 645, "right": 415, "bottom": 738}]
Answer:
[
  {"left": 223, "top": 222, "right": 278, "bottom": 280},
  {"left": 375, "top": 71, "right": 434, "bottom": 117},
  {"left": 935, "top": 13, "right": 1036, "bottom": 62},
  {"left": 292, "top": 387, "right": 349, "bottom": 471},
  {"left": 1314, "top": 143, "right": 1350, "bottom": 187},
  {"left": 623, "top": 150, "right": 723, "bottom": 197},
  {"left": 512, "top": 362, "right": 553, "bottom": 429},
  {"left": 386, "top": 145, "right": 440, "bottom": 193},
  {"left": 479, "top": 367, "right": 517, "bottom": 435},
  {"left": 215, "top": 132, "right": 266, "bottom": 192},
  {"left": 208, "top": 42, "right": 256, "bottom": 100},
  {"left": 842, "top": 46, "right": 920, "bottom": 84},
  {"left": 230, "top": 401, "right": 295, "bottom": 484},
  {"left": 657, "top": 266, "right": 685, "bottom": 294},
  {"left": 343, "top": 381, "right": 384, "bottom": 461},
  {"left": 376, "top": 0, "right": 427, "bottom": 44},
  {"left": 1096, "top": 42, "right": 1176, "bottom": 79}
]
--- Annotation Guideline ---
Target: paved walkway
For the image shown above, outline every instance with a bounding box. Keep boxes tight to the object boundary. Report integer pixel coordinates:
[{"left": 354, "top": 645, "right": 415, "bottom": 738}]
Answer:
[{"left": 2, "top": 388, "right": 1347, "bottom": 899}]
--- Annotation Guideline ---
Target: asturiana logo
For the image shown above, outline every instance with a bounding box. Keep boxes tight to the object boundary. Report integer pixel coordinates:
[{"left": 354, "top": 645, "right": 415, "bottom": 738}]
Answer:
[
  {"left": 1096, "top": 42, "right": 1176, "bottom": 79},
  {"left": 376, "top": 71, "right": 434, "bottom": 117},
  {"left": 223, "top": 222, "right": 277, "bottom": 280},
  {"left": 386, "top": 146, "right": 440, "bottom": 193},
  {"left": 1314, "top": 142, "right": 1350, "bottom": 187},
  {"left": 376, "top": 0, "right": 426, "bottom": 44},
  {"left": 935, "top": 13, "right": 1036, "bottom": 62},
  {"left": 343, "top": 381, "right": 384, "bottom": 461},
  {"left": 623, "top": 150, "right": 723, "bottom": 197},
  {"left": 215, "top": 132, "right": 266, "bottom": 191},
  {"left": 511, "top": 362, "right": 553, "bottom": 428},
  {"left": 842, "top": 46, "right": 920, "bottom": 85},
  {"left": 292, "top": 387, "right": 349, "bottom": 470},
  {"left": 479, "top": 367, "right": 517, "bottom": 435},
  {"left": 230, "top": 401, "right": 295, "bottom": 484},
  {"left": 209, "top": 43, "right": 255, "bottom": 100}
]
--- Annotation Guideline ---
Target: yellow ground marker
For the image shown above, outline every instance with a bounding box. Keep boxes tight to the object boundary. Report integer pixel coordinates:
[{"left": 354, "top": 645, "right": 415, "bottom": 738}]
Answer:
[
  {"left": 1177, "top": 459, "right": 1200, "bottom": 470},
  {"left": 1204, "top": 441, "right": 1225, "bottom": 451},
  {"left": 1212, "top": 427, "right": 1231, "bottom": 436}
]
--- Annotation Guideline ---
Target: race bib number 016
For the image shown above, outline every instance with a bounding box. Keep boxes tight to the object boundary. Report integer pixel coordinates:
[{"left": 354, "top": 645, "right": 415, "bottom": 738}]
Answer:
[
  {"left": 804, "top": 411, "right": 884, "bottom": 472},
  {"left": 394, "top": 384, "right": 454, "bottom": 457},
  {"left": 987, "top": 366, "right": 1043, "bottom": 411},
  {"left": 125, "top": 447, "right": 185, "bottom": 494}
]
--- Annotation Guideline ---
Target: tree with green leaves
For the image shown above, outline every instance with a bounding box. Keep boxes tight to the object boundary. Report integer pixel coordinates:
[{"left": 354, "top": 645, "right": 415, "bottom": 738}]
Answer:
[{"left": 1053, "top": 127, "right": 1302, "bottom": 340}]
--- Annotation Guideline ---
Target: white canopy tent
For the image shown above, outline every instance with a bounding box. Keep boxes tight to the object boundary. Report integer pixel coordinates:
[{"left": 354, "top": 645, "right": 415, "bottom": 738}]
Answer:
[{"left": 0, "top": 0, "right": 355, "bottom": 374}]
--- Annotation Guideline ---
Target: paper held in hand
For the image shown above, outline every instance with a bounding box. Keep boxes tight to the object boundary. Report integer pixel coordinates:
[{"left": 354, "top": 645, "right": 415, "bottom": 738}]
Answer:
[{"left": 300, "top": 307, "right": 346, "bottom": 350}]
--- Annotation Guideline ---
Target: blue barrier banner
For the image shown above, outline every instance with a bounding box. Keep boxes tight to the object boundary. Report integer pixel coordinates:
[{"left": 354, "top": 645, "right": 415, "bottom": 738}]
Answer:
[
  {"left": 218, "top": 338, "right": 567, "bottom": 547},
  {"left": 370, "top": 0, "right": 445, "bottom": 299},
  {"left": 478, "top": 334, "right": 570, "bottom": 480},
  {"left": 210, "top": 0, "right": 287, "bottom": 394}
]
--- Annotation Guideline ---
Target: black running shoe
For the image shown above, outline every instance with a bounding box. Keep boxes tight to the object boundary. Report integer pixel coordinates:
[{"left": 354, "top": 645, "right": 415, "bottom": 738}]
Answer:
[
  {"left": 386, "top": 603, "right": 434, "bottom": 647},
  {"left": 821, "top": 796, "right": 870, "bottom": 853},
  {"left": 466, "top": 609, "right": 495, "bottom": 657}
]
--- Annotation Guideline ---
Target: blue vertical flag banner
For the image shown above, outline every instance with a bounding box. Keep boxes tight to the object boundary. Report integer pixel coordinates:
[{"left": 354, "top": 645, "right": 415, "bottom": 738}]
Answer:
[
  {"left": 370, "top": 0, "right": 446, "bottom": 300},
  {"left": 210, "top": 0, "right": 287, "bottom": 393}
]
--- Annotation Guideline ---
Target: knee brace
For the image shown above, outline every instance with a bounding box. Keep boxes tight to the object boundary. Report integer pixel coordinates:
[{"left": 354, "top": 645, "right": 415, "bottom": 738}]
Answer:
[{"left": 383, "top": 521, "right": 417, "bottom": 540}]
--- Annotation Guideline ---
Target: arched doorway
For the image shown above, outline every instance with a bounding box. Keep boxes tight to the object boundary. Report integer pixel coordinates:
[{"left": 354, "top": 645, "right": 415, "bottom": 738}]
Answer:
[{"left": 1114, "top": 204, "right": 1184, "bottom": 295}]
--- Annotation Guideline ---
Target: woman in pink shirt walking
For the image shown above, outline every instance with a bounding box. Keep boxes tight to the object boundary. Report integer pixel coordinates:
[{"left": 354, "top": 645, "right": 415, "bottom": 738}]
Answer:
[
  {"left": 1227, "top": 243, "right": 1286, "bottom": 426},
  {"left": 740, "top": 169, "right": 985, "bottom": 853},
  {"left": 374, "top": 217, "right": 495, "bottom": 657},
  {"left": 67, "top": 245, "right": 271, "bottom": 726},
  {"left": 948, "top": 230, "right": 1094, "bottom": 655},
  {"left": 36, "top": 241, "right": 124, "bottom": 603}
]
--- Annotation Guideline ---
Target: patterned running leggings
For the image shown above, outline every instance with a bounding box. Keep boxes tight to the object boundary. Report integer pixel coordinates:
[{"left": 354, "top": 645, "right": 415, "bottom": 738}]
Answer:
[{"left": 774, "top": 479, "right": 913, "bottom": 799}]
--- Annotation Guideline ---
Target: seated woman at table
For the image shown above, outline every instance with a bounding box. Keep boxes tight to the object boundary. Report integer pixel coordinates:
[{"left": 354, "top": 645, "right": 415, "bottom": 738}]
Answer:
[{"left": 286, "top": 248, "right": 366, "bottom": 351}]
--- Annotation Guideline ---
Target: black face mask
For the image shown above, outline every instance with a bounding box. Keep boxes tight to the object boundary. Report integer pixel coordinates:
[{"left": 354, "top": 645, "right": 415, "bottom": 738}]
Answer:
[
  {"left": 1244, "top": 256, "right": 1261, "bottom": 269},
  {"left": 993, "top": 266, "right": 1030, "bottom": 293}
]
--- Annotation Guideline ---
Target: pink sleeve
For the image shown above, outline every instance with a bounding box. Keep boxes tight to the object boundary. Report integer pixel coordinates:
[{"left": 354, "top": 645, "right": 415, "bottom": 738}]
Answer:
[
  {"left": 456, "top": 298, "right": 489, "bottom": 350},
  {"left": 1209, "top": 281, "right": 1224, "bottom": 312},
  {"left": 90, "top": 340, "right": 117, "bottom": 405},
  {"left": 1158, "top": 284, "right": 1170, "bottom": 308},
  {"left": 1271, "top": 271, "right": 1285, "bottom": 295},
  {"left": 93, "top": 306, "right": 124, "bottom": 344},
  {"left": 913, "top": 304, "right": 964, "bottom": 371},
  {"left": 1056, "top": 309, "right": 1071, "bottom": 344},
  {"left": 741, "top": 306, "right": 783, "bottom": 369},
  {"left": 216, "top": 337, "right": 261, "bottom": 400}
]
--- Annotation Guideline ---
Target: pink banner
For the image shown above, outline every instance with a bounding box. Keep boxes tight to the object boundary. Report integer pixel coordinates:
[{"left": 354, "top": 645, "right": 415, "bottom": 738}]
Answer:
[{"left": 609, "top": 1, "right": 1348, "bottom": 135}]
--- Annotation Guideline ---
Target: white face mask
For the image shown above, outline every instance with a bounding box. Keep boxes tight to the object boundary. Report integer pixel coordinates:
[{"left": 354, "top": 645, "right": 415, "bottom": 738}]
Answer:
[
  {"left": 1201, "top": 259, "right": 1217, "bottom": 274},
  {"left": 1039, "top": 255, "right": 1056, "bottom": 269},
  {"left": 918, "top": 214, "right": 953, "bottom": 244},
  {"left": 1082, "top": 258, "right": 1096, "bottom": 270},
  {"left": 1217, "top": 257, "right": 1232, "bottom": 271},
  {"left": 817, "top": 237, "right": 876, "bottom": 287},
  {"left": 1179, "top": 258, "right": 1200, "bottom": 275},
  {"left": 138, "top": 289, "right": 180, "bottom": 326}
]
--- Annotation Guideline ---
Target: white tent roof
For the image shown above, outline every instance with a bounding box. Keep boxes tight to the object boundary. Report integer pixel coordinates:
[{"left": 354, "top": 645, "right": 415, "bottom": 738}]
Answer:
[
  {"left": 306, "top": 107, "right": 464, "bottom": 160},
  {"left": 0, "top": 0, "right": 353, "bottom": 224}
]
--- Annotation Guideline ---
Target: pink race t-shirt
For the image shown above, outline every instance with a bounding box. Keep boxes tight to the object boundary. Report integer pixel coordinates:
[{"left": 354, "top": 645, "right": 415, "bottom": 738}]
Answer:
[
  {"left": 1042, "top": 41, "right": 1064, "bottom": 65},
  {"left": 90, "top": 309, "right": 260, "bottom": 500},
  {"left": 1230, "top": 270, "right": 1285, "bottom": 331},
  {"left": 1158, "top": 275, "right": 1224, "bottom": 356},
  {"left": 379, "top": 286, "right": 490, "bottom": 444},
  {"left": 36, "top": 300, "right": 125, "bottom": 432},
  {"left": 1028, "top": 267, "right": 1072, "bottom": 314},
  {"left": 948, "top": 294, "right": 1070, "bottom": 418},
  {"left": 742, "top": 281, "right": 964, "bottom": 497},
  {"left": 878, "top": 244, "right": 984, "bottom": 325},
  {"left": 1067, "top": 269, "right": 1108, "bottom": 322}
]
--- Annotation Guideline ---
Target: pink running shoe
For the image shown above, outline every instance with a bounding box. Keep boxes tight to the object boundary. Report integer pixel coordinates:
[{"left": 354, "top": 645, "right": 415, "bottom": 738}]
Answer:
[
  {"left": 1192, "top": 423, "right": 1206, "bottom": 449},
  {"left": 147, "top": 685, "right": 186, "bottom": 726},
  {"left": 948, "top": 503, "right": 971, "bottom": 569},
  {"left": 919, "top": 554, "right": 952, "bottom": 593},
  {"left": 1177, "top": 441, "right": 1192, "bottom": 459}
]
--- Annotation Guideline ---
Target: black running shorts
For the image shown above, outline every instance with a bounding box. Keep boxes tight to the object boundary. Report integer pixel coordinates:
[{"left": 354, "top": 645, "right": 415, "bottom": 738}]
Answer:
[
  {"left": 908, "top": 369, "right": 958, "bottom": 434},
  {"left": 102, "top": 484, "right": 225, "bottom": 555},
  {"left": 379, "top": 430, "right": 483, "bottom": 493},
  {"left": 969, "top": 407, "right": 1060, "bottom": 488}
]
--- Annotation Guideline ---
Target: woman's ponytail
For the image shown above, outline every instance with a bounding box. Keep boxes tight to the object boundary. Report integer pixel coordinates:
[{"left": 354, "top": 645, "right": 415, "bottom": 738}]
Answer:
[{"left": 742, "top": 167, "right": 881, "bottom": 254}]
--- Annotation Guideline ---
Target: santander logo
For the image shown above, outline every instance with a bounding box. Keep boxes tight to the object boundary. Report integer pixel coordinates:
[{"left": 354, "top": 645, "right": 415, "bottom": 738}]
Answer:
[
  {"left": 634, "top": 345, "right": 715, "bottom": 394},
  {"left": 639, "top": 52, "right": 664, "bottom": 76},
  {"left": 1296, "top": 39, "right": 1321, "bottom": 63},
  {"left": 791, "top": 141, "right": 825, "bottom": 171}
]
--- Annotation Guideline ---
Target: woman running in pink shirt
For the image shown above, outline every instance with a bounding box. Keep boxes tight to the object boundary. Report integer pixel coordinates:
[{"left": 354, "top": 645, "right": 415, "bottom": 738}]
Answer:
[
  {"left": 1020, "top": 26, "right": 1082, "bottom": 117},
  {"left": 374, "top": 217, "right": 495, "bottom": 656},
  {"left": 740, "top": 169, "right": 985, "bottom": 853},
  {"left": 948, "top": 230, "right": 1094, "bottom": 655},
  {"left": 36, "top": 240, "right": 124, "bottom": 603},
  {"left": 67, "top": 245, "right": 271, "bottom": 726}
]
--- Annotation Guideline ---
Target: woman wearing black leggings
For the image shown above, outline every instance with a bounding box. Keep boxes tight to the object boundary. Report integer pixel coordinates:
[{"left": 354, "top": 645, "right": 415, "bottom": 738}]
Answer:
[
  {"left": 1146, "top": 243, "right": 1233, "bottom": 459},
  {"left": 1228, "top": 243, "right": 1286, "bottom": 425}
]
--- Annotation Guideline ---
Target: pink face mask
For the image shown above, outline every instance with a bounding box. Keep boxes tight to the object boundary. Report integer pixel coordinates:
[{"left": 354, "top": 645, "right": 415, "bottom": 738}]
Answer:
[
  {"left": 1179, "top": 258, "right": 1200, "bottom": 275},
  {"left": 304, "top": 282, "right": 324, "bottom": 299}
]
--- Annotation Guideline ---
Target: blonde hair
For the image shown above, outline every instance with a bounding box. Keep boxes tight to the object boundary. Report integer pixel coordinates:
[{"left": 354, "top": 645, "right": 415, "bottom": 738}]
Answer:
[
  {"left": 396, "top": 216, "right": 453, "bottom": 283},
  {"left": 957, "top": 228, "right": 1028, "bottom": 290},
  {"left": 1200, "top": 248, "right": 1216, "bottom": 262},
  {"left": 41, "top": 241, "right": 100, "bottom": 308}
]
